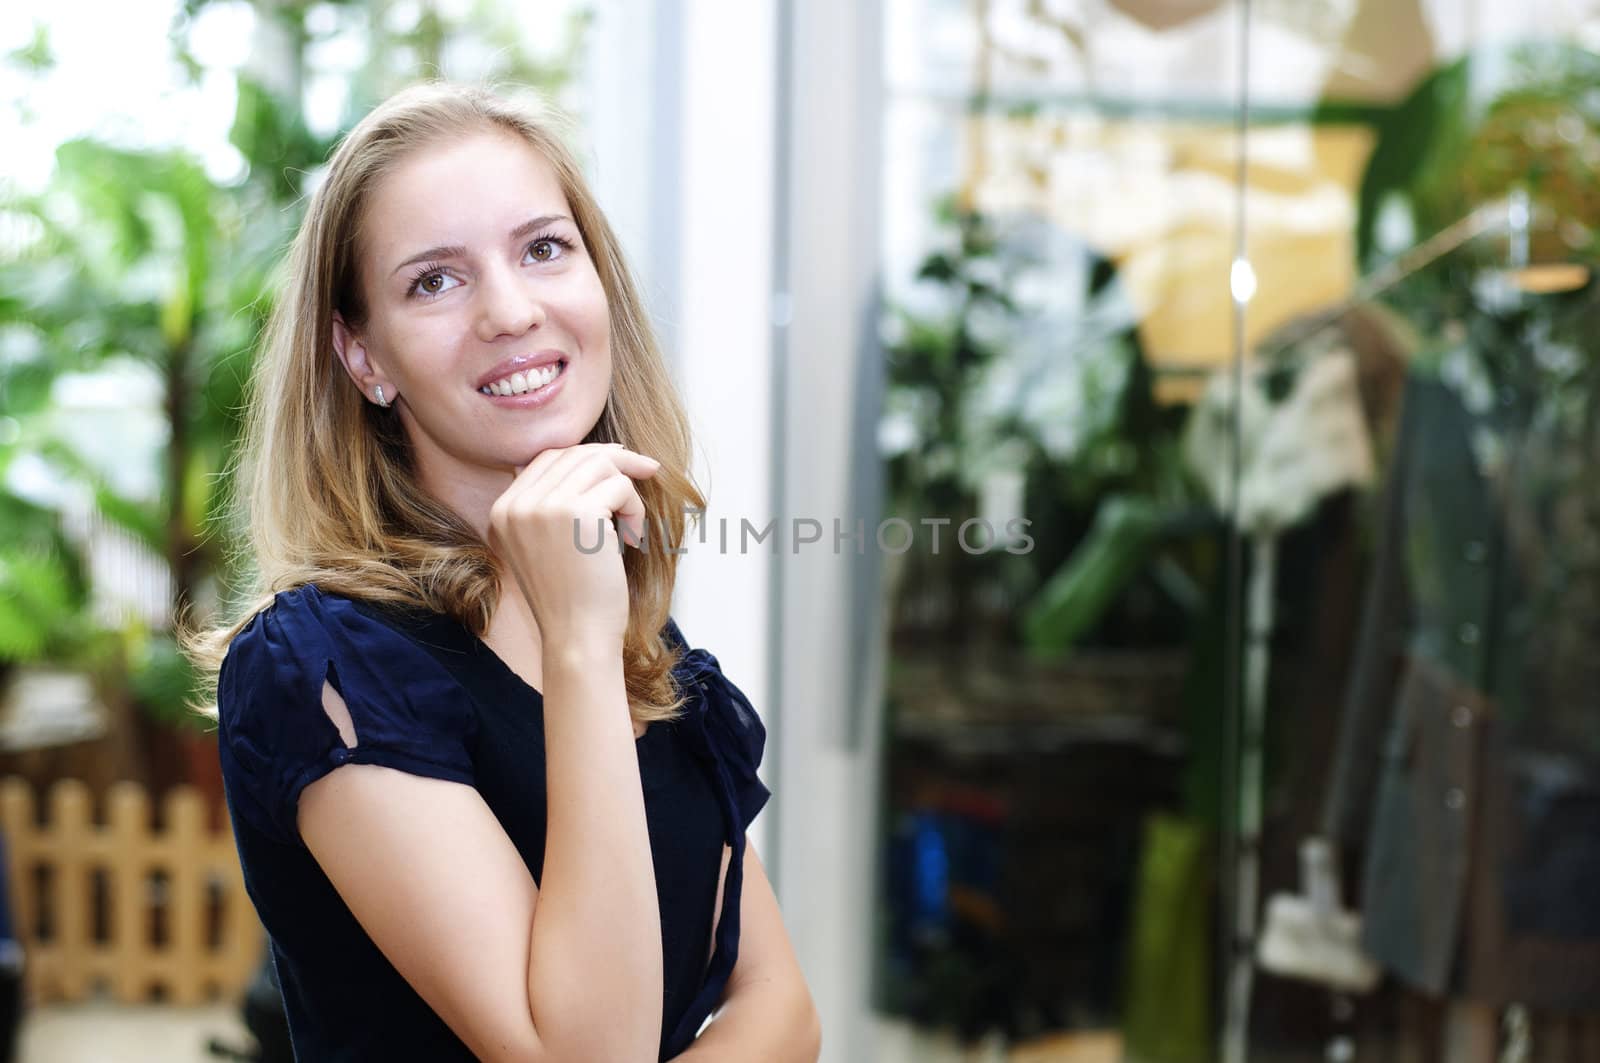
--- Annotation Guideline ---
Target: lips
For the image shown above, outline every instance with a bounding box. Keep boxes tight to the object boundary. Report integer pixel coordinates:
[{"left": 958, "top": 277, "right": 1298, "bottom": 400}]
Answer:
[
  {"left": 481, "top": 360, "right": 565, "bottom": 396},
  {"left": 474, "top": 350, "right": 568, "bottom": 392}
]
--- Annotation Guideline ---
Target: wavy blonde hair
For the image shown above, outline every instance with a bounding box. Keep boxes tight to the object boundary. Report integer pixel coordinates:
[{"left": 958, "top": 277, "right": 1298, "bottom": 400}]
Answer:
[{"left": 186, "top": 79, "right": 705, "bottom": 725}]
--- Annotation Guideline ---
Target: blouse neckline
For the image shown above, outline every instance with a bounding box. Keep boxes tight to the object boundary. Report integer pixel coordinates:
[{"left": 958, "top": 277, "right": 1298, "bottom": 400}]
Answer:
[{"left": 354, "top": 596, "right": 659, "bottom": 747}]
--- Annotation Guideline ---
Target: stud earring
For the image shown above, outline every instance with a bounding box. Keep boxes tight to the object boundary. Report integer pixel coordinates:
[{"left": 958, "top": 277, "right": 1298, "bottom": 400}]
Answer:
[{"left": 374, "top": 385, "right": 390, "bottom": 408}]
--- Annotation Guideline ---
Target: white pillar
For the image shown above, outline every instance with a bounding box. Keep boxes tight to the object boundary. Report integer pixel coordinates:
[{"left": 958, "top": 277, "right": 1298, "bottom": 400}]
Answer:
[
  {"left": 668, "top": 0, "right": 781, "bottom": 864},
  {"left": 585, "top": 0, "right": 781, "bottom": 859},
  {"left": 585, "top": 6, "right": 886, "bottom": 1058},
  {"left": 770, "top": 1, "right": 888, "bottom": 1059}
]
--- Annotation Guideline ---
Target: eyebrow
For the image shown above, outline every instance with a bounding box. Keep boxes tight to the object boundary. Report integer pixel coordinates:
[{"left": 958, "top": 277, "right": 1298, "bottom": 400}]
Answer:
[{"left": 388, "top": 214, "right": 572, "bottom": 278}]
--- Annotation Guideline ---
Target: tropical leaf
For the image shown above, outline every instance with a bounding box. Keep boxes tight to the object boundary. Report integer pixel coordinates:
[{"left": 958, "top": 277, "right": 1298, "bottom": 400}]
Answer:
[
  {"left": 1021, "top": 495, "right": 1172, "bottom": 655},
  {"left": 0, "top": 545, "right": 83, "bottom": 661},
  {"left": 230, "top": 76, "right": 338, "bottom": 203}
]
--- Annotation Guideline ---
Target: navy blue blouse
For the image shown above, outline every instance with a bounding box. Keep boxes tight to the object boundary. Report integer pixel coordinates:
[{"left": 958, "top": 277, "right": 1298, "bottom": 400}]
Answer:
[{"left": 216, "top": 584, "right": 770, "bottom": 1061}]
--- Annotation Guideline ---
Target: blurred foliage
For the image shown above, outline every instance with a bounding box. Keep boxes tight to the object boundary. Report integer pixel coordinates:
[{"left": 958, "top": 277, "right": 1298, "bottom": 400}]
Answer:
[
  {"left": 0, "top": 492, "right": 90, "bottom": 662},
  {"left": 1, "top": 0, "right": 588, "bottom": 729},
  {"left": 879, "top": 197, "right": 1197, "bottom": 654},
  {"left": 5, "top": 23, "right": 55, "bottom": 75},
  {"left": 1354, "top": 39, "right": 1600, "bottom": 328},
  {"left": 125, "top": 623, "right": 207, "bottom": 730},
  {"left": 232, "top": 74, "right": 343, "bottom": 203},
  {"left": 174, "top": 0, "right": 591, "bottom": 151},
  {"left": 0, "top": 132, "right": 293, "bottom": 722}
]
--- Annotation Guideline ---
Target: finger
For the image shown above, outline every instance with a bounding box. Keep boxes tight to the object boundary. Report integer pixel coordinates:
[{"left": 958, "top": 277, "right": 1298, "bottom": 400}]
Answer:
[
  {"left": 498, "top": 447, "right": 662, "bottom": 538},
  {"left": 539, "top": 449, "right": 662, "bottom": 509},
  {"left": 510, "top": 445, "right": 573, "bottom": 493},
  {"left": 526, "top": 453, "right": 617, "bottom": 519},
  {"left": 519, "top": 444, "right": 656, "bottom": 490},
  {"left": 507, "top": 445, "right": 611, "bottom": 511},
  {"left": 561, "top": 473, "right": 646, "bottom": 550},
  {"left": 517, "top": 442, "right": 618, "bottom": 481},
  {"left": 495, "top": 447, "right": 589, "bottom": 534},
  {"left": 610, "top": 450, "right": 662, "bottom": 478},
  {"left": 578, "top": 473, "right": 649, "bottom": 549}
]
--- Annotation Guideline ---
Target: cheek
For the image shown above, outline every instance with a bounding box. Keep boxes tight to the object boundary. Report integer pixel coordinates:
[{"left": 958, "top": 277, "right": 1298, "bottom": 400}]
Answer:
[{"left": 570, "top": 268, "right": 610, "bottom": 341}]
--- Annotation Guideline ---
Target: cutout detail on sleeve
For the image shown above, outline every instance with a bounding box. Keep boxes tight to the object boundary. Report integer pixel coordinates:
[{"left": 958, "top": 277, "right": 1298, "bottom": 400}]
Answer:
[{"left": 217, "top": 585, "right": 478, "bottom": 846}]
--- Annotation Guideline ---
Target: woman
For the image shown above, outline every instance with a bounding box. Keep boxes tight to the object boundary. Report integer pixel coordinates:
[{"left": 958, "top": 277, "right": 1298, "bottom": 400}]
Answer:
[{"left": 187, "top": 80, "right": 821, "bottom": 1062}]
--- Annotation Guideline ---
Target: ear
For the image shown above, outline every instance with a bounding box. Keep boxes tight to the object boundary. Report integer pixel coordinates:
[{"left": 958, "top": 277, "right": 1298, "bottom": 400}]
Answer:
[{"left": 332, "top": 312, "right": 396, "bottom": 405}]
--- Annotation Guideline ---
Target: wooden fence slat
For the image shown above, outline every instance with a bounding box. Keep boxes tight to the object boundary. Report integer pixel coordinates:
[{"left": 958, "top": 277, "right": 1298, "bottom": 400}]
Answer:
[
  {"left": 0, "top": 777, "right": 262, "bottom": 1006},
  {"left": 50, "top": 780, "right": 92, "bottom": 1001},
  {"left": 107, "top": 782, "right": 149, "bottom": 1004},
  {"left": 0, "top": 781, "right": 34, "bottom": 968},
  {"left": 165, "top": 788, "right": 206, "bottom": 1006}
]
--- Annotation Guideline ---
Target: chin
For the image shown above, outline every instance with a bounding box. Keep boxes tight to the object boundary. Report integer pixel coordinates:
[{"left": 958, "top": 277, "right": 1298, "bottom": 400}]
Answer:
[{"left": 514, "top": 428, "right": 589, "bottom": 464}]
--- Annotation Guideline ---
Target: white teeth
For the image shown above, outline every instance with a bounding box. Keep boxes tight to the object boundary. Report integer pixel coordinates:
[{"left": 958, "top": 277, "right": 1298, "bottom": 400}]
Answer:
[{"left": 480, "top": 361, "right": 563, "bottom": 397}]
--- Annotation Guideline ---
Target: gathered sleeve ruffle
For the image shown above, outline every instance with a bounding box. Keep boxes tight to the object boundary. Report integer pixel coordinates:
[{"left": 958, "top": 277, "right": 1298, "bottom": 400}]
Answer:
[
  {"left": 217, "top": 584, "right": 479, "bottom": 847},
  {"left": 662, "top": 617, "right": 771, "bottom": 836},
  {"left": 657, "top": 616, "right": 773, "bottom": 1056}
]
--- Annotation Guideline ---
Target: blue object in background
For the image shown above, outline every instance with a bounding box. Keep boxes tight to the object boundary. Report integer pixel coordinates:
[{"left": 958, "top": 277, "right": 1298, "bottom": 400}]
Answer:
[{"left": 909, "top": 812, "right": 951, "bottom": 932}]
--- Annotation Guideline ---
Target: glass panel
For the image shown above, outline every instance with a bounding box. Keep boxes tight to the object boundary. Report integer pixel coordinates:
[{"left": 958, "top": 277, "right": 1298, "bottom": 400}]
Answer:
[
  {"left": 875, "top": 1, "right": 1251, "bottom": 1057},
  {"left": 873, "top": 2, "right": 1600, "bottom": 1061},
  {"left": 1242, "top": 11, "right": 1600, "bottom": 1063}
]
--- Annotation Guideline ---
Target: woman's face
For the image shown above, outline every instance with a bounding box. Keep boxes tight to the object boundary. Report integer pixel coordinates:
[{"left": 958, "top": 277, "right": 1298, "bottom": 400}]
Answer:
[{"left": 332, "top": 129, "right": 613, "bottom": 519}]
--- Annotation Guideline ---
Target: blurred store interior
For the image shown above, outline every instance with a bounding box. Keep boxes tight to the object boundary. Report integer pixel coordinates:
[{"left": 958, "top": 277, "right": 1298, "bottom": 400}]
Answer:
[{"left": 3, "top": 0, "right": 1600, "bottom": 1060}]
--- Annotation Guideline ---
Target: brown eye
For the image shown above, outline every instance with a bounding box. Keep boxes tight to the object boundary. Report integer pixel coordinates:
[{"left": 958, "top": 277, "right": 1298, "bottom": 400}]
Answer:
[
  {"left": 526, "top": 235, "right": 574, "bottom": 264},
  {"left": 407, "top": 266, "right": 457, "bottom": 299}
]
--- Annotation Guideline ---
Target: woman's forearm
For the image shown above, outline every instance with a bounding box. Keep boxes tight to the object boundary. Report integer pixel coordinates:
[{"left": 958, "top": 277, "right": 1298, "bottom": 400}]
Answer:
[
  {"left": 527, "top": 641, "right": 663, "bottom": 1061},
  {"left": 669, "top": 980, "right": 822, "bottom": 1062}
]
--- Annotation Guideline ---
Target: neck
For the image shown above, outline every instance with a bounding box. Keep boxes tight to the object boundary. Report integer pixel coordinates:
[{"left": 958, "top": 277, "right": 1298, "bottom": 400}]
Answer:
[{"left": 411, "top": 445, "right": 516, "bottom": 543}]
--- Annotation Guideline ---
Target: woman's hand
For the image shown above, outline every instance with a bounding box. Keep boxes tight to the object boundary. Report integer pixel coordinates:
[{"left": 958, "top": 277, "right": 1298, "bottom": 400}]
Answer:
[{"left": 488, "top": 442, "right": 661, "bottom": 651}]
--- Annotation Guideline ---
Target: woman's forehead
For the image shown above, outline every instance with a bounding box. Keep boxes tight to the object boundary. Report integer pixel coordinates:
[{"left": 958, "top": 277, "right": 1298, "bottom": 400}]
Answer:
[{"left": 361, "top": 132, "right": 573, "bottom": 272}]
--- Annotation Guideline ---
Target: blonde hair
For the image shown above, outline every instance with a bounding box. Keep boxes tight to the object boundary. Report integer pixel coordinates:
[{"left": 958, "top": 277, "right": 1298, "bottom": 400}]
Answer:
[{"left": 186, "top": 79, "right": 705, "bottom": 725}]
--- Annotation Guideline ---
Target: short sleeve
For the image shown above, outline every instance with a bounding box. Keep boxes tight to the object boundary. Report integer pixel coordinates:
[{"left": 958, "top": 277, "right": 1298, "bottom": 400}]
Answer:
[
  {"left": 217, "top": 585, "right": 478, "bottom": 846},
  {"left": 662, "top": 617, "right": 771, "bottom": 832}
]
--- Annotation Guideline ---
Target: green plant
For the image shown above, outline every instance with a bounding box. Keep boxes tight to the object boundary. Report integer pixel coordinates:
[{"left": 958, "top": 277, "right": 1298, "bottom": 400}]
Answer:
[
  {"left": 879, "top": 198, "right": 1195, "bottom": 651},
  {"left": 0, "top": 491, "right": 90, "bottom": 663},
  {"left": 0, "top": 132, "right": 295, "bottom": 724}
]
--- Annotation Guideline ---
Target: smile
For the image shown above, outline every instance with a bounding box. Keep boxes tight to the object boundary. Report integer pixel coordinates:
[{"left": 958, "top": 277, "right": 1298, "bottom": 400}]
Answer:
[{"left": 479, "top": 360, "right": 566, "bottom": 396}]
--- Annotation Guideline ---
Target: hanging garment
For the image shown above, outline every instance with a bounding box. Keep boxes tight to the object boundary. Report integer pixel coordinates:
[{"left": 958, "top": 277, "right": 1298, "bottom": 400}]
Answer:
[{"left": 1323, "top": 280, "right": 1600, "bottom": 1011}]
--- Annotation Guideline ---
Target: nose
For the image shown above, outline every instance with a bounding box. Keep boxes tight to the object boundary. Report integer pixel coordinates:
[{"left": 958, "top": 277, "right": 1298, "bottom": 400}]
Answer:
[{"left": 473, "top": 257, "right": 545, "bottom": 340}]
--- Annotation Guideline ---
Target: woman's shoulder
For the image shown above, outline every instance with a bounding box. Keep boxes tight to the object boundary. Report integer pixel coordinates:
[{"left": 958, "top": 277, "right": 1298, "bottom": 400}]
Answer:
[
  {"left": 217, "top": 582, "right": 470, "bottom": 736},
  {"left": 224, "top": 584, "right": 428, "bottom": 674},
  {"left": 216, "top": 582, "right": 479, "bottom": 845}
]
